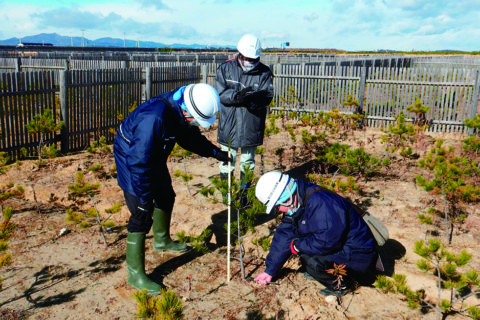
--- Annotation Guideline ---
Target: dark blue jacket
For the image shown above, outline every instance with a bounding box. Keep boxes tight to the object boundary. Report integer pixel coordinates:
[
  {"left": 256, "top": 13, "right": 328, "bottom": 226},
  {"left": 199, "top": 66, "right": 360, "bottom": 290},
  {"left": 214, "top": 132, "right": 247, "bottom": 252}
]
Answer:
[
  {"left": 265, "top": 180, "right": 377, "bottom": 277},
  {"left": 114, "top": 88, "right": 219, "bottom": 203}
]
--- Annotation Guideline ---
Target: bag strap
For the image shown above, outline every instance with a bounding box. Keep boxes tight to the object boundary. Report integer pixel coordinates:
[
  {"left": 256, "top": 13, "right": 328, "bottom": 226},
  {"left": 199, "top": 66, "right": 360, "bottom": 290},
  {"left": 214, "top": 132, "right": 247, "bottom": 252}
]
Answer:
[{"left": 303, "top": 186, "right": 367, "bottom": 217}]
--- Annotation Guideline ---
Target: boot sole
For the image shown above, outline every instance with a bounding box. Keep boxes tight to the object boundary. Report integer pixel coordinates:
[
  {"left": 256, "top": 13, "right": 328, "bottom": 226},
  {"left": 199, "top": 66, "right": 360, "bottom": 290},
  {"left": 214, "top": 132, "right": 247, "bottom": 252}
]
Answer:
[
  {"left": 153, "top": 246, "right": 189, "bottom": 253},
  {"left": 127, "top": 279, "right": 162, "bottom": 295}
]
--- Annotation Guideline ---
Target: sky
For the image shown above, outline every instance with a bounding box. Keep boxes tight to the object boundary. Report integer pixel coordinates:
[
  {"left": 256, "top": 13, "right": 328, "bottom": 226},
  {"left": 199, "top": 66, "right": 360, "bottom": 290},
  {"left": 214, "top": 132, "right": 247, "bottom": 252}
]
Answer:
[{"left": 1, "top": 0, "right": 479, "bottom": 51}]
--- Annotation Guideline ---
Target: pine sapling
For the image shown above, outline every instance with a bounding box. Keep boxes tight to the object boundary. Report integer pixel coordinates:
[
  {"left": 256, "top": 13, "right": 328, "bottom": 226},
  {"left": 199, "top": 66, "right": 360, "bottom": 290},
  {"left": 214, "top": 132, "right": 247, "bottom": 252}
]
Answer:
[
  {"left": 343, "top": 94, "right": 365, "bottom": 129},
  {"left": 86, "top": 136, "right": 111, "bottom": 156},
  {"left": 416, "top": 139, "right": 480, "bottom": 243},
  {"left": 67, "top": 171, "right": 100, "bottom": 208},
  {"left": 198, "top": 167, "right": 264, "bottom": 280},
  {"left": 25, "top": 109, "right": 65, "bottom": 160},
  {"left": 406, "top": 97, "right": 431, "bottom": 154},
  {"left": 381, "top": 111, "right": 416, "bottom": 162},
  {"left": 0, "top": 152, "right": 10, "bottom": 174},
  {"left": 414, "top": 239, "right": 480, "bottom": 319},
  {"left": 176, "top": 229, "right": 212, "bottom": 254},
  {"left": 463, "top": 115, "right": 480, "bottom": 179},
  {"left": 0, "top": 183, "right": 25, "bottom": 203},
  {"left": 173, "top": 169, "right": 193, "bottom": 196},
  {"left": 133, "top": 287, "right": 184, "bottom": 320}
]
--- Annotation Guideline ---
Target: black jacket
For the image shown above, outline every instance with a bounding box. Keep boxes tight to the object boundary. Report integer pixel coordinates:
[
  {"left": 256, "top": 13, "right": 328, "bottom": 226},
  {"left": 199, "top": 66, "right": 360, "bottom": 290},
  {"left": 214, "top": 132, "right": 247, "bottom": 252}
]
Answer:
[{"left": 215, "top": 56, "right": 274, "bottom": 148}]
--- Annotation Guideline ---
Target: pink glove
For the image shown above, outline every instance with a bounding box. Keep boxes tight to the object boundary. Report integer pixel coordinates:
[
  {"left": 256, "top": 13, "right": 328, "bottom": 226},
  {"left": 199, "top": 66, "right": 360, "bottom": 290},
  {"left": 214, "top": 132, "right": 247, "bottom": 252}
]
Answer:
[
  {"left": 290, "top": 240, "right": 299, "bottom": 256},
  {"left": 254, "top": 272, "right": 272, "bottom": 285}
]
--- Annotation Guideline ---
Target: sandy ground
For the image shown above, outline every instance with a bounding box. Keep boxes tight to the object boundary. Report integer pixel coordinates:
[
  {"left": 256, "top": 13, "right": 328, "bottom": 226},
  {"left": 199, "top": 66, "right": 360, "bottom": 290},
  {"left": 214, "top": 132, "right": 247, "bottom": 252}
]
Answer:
[{"left": 0, "top": 124, "right": 479, "bottom": 320}]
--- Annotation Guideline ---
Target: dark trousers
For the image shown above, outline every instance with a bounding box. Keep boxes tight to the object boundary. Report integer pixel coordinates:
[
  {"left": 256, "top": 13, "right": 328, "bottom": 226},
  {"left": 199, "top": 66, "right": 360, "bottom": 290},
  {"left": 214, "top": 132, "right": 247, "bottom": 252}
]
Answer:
[
  {"left": 124, "top": 185, "right": 175, "bottom": 233},
  {"left": 300, "top": 254, "right": 376, "bottom": 290}
]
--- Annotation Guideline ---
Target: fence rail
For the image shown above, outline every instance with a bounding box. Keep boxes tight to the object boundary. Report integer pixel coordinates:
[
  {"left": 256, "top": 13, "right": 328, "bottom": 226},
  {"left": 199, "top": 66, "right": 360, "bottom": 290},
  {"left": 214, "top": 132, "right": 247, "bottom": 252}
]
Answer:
[{"left": 1, "top": 62, "right": 479, "bottom": 161}]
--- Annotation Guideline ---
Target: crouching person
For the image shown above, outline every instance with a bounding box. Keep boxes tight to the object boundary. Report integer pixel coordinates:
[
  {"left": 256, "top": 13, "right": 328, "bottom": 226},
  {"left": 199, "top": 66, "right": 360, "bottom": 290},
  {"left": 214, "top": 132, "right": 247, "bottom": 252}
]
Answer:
[
  {"left": 114, "top": 83, "right": 231, "bottom": 294},
  {"left": 254, "top": 171, "right": 378, "bottom": 297}
]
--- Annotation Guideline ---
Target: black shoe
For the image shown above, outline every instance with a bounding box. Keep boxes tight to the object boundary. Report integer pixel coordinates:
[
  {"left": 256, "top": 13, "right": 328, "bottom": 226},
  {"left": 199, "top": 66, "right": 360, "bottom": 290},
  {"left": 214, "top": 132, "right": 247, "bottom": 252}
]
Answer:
[
  {"left": 303, "top": 272, "right": 316, "bottom": 281},
  {"left": 319, "top": 288, "right": 351, "bottom": 297}
]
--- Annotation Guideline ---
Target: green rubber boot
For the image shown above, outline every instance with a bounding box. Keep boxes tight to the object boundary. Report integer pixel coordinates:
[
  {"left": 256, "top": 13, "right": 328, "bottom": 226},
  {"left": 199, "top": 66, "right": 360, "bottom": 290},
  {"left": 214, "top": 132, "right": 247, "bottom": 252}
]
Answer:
[
  {"left": 126, "top": 232, "right": 162, "bottom": 294},
  {"left": 152, "top": 208, "right": 188, "bottom": 253}
]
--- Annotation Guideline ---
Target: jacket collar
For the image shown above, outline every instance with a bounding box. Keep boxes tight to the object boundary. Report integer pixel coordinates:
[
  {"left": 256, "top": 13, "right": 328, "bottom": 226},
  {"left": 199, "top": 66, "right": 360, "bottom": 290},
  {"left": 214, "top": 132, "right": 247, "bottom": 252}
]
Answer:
[{"left": 159, "top": 90, "right": 187, "bottom": 127}]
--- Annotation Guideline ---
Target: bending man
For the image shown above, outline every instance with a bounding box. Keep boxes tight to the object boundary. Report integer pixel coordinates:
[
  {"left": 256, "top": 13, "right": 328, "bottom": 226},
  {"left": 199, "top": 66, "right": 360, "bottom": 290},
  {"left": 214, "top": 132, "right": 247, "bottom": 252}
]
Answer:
[{"left": 114, "top": 83, "right": 231, "bottom": 294}]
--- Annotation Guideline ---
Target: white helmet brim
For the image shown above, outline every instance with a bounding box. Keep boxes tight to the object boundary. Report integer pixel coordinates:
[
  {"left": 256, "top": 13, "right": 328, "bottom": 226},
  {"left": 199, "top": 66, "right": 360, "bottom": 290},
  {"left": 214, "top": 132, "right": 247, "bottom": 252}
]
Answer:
[
  {"left": 183, "top": 84, "right": 219, "bottom": 128},
  {"left": 256, "top": 172, "right": 290, "bottom": 214}
]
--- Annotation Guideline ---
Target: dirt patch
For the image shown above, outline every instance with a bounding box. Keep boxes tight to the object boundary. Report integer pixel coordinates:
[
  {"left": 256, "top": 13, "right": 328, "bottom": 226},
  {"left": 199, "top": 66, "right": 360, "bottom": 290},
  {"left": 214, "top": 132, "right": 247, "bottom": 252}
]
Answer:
[{"left": 0, "top": 125, "right": 479, "bottom": 320}]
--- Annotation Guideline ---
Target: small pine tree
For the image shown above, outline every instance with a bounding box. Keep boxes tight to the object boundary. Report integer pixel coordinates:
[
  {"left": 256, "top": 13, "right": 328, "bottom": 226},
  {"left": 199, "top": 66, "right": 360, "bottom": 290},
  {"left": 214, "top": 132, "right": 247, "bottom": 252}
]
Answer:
[
  {"left": 416, "top": 139, "right": 480, "bottom": 243},
  {"left": 133, "top": 288, "right": 184, "bottom": 320},
  {"left": 414, "top": 239, "right": 480, "bottom": 319},
  {"left": 25, "top": 109, "right": 65, "bottom": 159},
  {"left": 67, "top": 171, "right": 100, "bottom": 208},
  {"left": 463, "top": 114, "right": 480, "bottom": 159},
  {"left": 381, "top": 111, "right": 416, "bottom": 160}
]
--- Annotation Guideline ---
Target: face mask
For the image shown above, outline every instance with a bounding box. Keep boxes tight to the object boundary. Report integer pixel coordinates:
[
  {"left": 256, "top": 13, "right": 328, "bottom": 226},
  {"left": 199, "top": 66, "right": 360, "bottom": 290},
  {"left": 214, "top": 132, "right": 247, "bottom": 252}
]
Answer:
[
  {"left": 276, "top": 179, "right": 298, "bottom": 216},
  {"left": 240, "top": 59, "right": 259, "bottom": 72},
  {"left": 285, "top": 207, "right": 298, "bottom": 216},
  {"left": 181, "top": 107, "right": 200, "bottom": 127},
  {"left": 187, "top": 118, "right": 200, "bottom": 127}
]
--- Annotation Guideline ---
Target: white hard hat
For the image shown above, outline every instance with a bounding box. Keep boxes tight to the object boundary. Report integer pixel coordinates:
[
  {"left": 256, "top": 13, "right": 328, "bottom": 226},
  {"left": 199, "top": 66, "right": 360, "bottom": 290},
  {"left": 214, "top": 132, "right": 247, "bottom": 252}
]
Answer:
[
  {"left": 183, "top": 83, "right": 220, "bottom": 128},
  {"left": 255, "top": 171, "right": 291, "bottom": 214},
  {"left": 237, "top": 34, "right": 262, "bottom": 59}
]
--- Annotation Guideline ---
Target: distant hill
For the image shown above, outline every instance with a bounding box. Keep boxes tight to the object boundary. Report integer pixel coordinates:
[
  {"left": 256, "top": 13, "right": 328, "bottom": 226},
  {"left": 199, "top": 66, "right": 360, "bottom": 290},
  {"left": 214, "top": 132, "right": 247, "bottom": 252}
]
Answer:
[{"left": 0, "top": 32, "right": 233, "bottom": 49}]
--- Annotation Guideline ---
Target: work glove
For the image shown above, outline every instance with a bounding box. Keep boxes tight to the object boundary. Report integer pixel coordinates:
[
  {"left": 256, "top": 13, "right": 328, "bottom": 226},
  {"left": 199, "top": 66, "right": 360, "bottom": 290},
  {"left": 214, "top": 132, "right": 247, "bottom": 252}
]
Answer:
[
  {"left": 254, "top": 271, "right": 273, "bottom": 285},
  {"left": 235, "top": 86, "right": 253, "bottom": 104},
  {"left": 213, "top": 149, "right": 233, "bottom": 163},
  {"left": 290, "top": 239, "right": 299, "bottom": 257}
]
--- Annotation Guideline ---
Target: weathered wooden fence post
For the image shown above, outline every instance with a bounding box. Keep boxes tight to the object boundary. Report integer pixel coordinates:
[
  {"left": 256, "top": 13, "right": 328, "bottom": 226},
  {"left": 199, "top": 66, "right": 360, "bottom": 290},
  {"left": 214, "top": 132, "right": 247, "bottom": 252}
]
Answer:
[
  {"left": 357, "top": 66, "right": 367, "bottom": 114},
  {"left": 145, "top": 67, "right": 152, "bottom": 100},
  {"left": 201, "top": 65, "right": 207, "bottom": 84},
  {"left": 59, "top": 70, "right": 69, "bottom": 154},
  {"left": 16, "top": 57, "right": 21, "bottom": 72},
  {"left": 468, "top": 69, "right": 480, "bottom": 135}
]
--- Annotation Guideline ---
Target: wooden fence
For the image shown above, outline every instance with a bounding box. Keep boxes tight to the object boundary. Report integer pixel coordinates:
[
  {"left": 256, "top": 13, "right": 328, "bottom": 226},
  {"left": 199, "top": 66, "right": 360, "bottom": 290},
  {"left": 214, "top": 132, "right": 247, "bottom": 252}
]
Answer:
[
  {"left": 1, "top": 63, "right": 480, "bottom": 161},
  {"left": 0, "top": 71, "right": 57, "bottom": 157},
  {"left": 270, "top": 64, "right": 480, "bottom": 132},
  {"left": 0, "top": 66, "right": 202, "bottom": 160}
]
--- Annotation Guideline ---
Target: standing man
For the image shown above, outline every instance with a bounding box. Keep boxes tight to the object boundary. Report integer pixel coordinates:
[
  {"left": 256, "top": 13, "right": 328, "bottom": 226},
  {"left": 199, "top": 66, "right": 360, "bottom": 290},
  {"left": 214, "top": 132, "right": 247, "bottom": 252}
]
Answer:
[
  {"left": 114, "top": 83, "right": 231, "bottom": 294},
  {"left": 215, "top": 34, "right": 274, "bottom": 186},
  {"left": 254, "top": 171, "right": 378, "bottom": 297}
]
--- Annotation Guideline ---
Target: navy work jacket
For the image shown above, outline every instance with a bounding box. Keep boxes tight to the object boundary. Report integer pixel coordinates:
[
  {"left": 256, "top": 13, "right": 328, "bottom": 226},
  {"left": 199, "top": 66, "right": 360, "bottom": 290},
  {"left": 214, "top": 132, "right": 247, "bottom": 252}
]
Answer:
[
  {"left": 265, "top": 180, "right": 377, "bottom": 277},
  {"left": 114, "top": 88, "right": 219, "bottom": 204}
]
